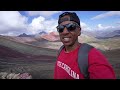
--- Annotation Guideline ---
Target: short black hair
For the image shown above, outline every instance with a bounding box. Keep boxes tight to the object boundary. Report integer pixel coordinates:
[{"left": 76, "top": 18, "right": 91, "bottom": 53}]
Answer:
[{"left": 58, "top": 12, "right": 80, "bottom": 26}]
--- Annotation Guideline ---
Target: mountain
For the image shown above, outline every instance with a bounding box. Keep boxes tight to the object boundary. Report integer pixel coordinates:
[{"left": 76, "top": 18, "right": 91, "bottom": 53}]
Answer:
[
  {"left": 18, "top": 33, "right": 34, "bottom": 37},
  {"left": 105, "top": 30, "right": 120, "bottom": 38},
  {"left": 81, "top": 30, "right": 97, "bottom": 37},
  {"left": 1, "top": 31, "right": 120, "bottom": 51},
  {"left": 78, "top": 34, "right": 97, "bottom": 43},
  {"left": 39, "top": 31, "right": 47, "bottom": 35},
  {"left": 18, "top": 31, "right": 47, "bottom": 38},
  {"left": 17, "top": 31, "right": 60, "bottom": 42},
  {"left": 1, "top": 35, "right": 37, "bottom": 43},
  {"left": 40, "top": 31, "right": 60, "bottom": 42},
  {"left": 0, "top": 35, "right": 57, "bottom": 56},
  {"left": 82, "top": 30, "right": 120, "bottom": 39},
  {"left": 95, "top": 30, "right": 120, "bottom": 39}
]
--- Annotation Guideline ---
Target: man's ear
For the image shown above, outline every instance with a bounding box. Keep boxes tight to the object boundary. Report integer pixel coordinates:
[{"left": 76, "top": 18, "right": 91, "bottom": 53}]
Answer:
[{"left": 78, "top": 27, "right": 81, "bottom": 36}]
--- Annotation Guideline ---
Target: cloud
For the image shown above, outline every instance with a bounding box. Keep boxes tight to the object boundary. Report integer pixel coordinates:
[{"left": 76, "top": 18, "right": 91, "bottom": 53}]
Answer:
[
  {"left": 81, "top": 22, "right": 120, "bottom": 32},
  {"left": 91, "top": 11, "right": 120, "bottom": 20},
  {"left": 1, "top": 11, "right": 119, "bottom": 36},
  {"left": 0, "top": 11, "right": 28, "bottom": 36},
  {"left": 81, "top": 22, "right": 92, "bottom": 31},
  {"left": 94, "top": 24, "right": 120, "bottom": 31},
  {"left": 26, "top": 11, "right": 62, "bottom": 17},
  {"left": 27, "top": 16, "right": 58, "bottom": 34},
  {"left": 96, "top": 24, "right": 114, "bottom": 30},
  {"left": 0, "top": 11, "right": 60, "bottom": 36}
]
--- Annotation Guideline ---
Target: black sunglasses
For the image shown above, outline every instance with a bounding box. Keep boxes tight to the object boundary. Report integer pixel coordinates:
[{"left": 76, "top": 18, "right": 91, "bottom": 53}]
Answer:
[{"left": 56, "top": 23, "right": 79, "bottom": 33}]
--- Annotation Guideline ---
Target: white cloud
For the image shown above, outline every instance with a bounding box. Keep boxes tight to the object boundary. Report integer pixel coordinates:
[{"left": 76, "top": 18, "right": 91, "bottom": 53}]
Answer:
[
  {"left": 81, "top": 22, "right": 120, "bottom": 32},
  {"left": 81, "top": 22, "right": 92, "bottom": 31},
  {"left": 91, "top": 11, "right": 120, "bottom": 20},
  {"left": 0, "top": 11, "right": 60, "bottom": 36},
  {"left": 94, "top": 24, "right": 118, "bottom": 31},
  {"left": 1, "top": 11, "right": 120, "bottom": 36},
  {"left": 0, "top": 11, "right": 28, "bottom": 36},
  {"left": 27, "top": 16, "right": 58, "bottom": 34},
  {"left": 27, "top": 11, "right": 62, "bottom": 17}
]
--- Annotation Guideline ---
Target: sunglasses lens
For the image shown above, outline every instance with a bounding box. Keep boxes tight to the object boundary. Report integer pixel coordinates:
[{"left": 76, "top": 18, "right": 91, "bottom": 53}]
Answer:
[
  {"left": 67, "top": 23, "right": 76, "bottom": 31},
  {"left": 57, "top": 25, "right": 64, "bottom": 33},
  {"left": 57, "top": 23, "right": 79, "bottom": 33}
]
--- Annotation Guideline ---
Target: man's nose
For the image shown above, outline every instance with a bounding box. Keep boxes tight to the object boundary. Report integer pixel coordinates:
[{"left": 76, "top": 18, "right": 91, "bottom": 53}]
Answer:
[{"left": 62, "top": 27, "right": 69, "bottom": 34}]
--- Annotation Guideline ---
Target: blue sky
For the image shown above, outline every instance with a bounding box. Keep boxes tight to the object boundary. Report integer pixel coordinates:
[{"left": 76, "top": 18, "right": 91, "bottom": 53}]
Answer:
[{"left": 0, "top": 11, "right": 120, "bottom": 36}]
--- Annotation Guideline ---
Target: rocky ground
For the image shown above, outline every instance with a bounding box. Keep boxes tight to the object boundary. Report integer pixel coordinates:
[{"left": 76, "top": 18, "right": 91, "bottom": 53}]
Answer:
[
  {"left": 0, "top": 45, "right": 56, "bottom": 79},
  {"left": 0, "top": 57, "right": 56, "bottom": 79},
  {"left": 102, "top": 49, "right": 120, "bottom": 79}
]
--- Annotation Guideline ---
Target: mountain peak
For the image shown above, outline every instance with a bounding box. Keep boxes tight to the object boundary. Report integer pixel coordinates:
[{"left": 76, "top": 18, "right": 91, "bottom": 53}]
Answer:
[
  {"left": 39, "top": 31, "right": 47, "bottom": 35},
  {"left": 18, "top": 33, "right": 34, "bottom": 37},
  {"left": 18, "top": 33, "right": 27, "bottom": 37}
]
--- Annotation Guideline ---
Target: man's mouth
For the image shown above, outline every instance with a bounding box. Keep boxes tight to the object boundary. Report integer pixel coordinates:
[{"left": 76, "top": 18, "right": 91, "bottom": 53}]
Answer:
[{"left": 63, "top": 37, "right": 70, "bottom": 42}]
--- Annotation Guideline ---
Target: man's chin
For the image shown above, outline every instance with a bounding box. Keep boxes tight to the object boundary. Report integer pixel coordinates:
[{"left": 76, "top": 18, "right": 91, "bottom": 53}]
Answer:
[{"left": 63, "top": 42, "right": 72, "bottom": 46}]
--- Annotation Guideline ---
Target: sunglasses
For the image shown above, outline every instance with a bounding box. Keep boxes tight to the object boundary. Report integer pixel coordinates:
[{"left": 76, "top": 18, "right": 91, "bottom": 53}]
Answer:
[{"left": 56, "top": 23, "right": 79, "bottom": 33}]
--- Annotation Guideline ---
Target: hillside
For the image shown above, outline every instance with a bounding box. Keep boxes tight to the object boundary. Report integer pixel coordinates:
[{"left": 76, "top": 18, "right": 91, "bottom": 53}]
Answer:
[
  {"left": 95, "top": 37, "right": 120, "bottom": 50},
  {"left": 1, "top": 32, "right": 120, "bottom": 51},
  {"left": 78, "top": 34, "right": 120, "bottom": 51},
  {"left": 0, "top": 35, "right": 57, "bottom": 79},
  {"left": 0, "top": 35, "right": 57, "bottom": 57},
  {"left": 94, "top": 30, "right": 120, "bottom": 39},
  {"left": 0, "top": 45, "right": 56, "bottom": 60},
  {"left": 2, "top": 36, "right": 37, "bottom": 43},
  {"left": 78, "top": 34, "right": 97, "bottom": 43},
  {"left": 0, "top": 34, "right": 120, "bottom": 78}
]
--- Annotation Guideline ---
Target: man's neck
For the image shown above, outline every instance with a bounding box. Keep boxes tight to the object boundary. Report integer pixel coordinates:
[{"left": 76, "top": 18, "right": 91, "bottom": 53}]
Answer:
[{"left": 65, "top": 43, "right": 80, "bottom": 53}]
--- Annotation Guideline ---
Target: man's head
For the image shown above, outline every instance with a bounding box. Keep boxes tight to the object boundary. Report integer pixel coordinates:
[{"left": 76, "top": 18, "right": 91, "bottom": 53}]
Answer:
[
  {"left": 56, "top": 12, "right": 81, "bottom": 47},
  {"left": 58, "top": 12, "right": 80, "bottom": 26}
]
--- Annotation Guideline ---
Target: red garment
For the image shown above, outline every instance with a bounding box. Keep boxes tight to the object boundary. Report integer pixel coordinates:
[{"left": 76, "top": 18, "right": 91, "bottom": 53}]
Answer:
[{"left": 54, "top": 45, "right": 116, "bottom": 79}]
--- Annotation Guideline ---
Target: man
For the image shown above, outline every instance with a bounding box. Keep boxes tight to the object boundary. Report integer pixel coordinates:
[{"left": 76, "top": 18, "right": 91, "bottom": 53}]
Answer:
[{"left": 54, "top": 12, "right": 116, "bottom": 79}]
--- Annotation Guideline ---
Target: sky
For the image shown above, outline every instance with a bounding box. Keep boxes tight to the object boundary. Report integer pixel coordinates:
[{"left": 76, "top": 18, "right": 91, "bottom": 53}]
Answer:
[{"left": 0, "top": 11, "right": 120, "bottom": 36}]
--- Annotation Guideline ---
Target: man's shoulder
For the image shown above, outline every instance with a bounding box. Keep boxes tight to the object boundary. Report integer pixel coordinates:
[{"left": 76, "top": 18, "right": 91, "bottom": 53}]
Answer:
[
  {"left": 79, "top": 43, "right": 94, "bottom": 52},
  {"left": 89, "top": 47, "right": 103, "bottom": 55},
  {"left": 88, "top": 46, "right": 108, "bottom": 62}
]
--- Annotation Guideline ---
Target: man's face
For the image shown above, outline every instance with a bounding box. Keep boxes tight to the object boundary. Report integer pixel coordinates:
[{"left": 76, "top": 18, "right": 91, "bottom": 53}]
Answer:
[{"left": 57, "top": 18, "right": 81, "bottom": 46}]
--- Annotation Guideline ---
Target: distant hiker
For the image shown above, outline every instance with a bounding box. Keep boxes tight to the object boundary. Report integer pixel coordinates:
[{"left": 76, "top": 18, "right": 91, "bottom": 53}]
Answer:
[{"left": 54, "top": 12, "right": 116, "bottom": 79}]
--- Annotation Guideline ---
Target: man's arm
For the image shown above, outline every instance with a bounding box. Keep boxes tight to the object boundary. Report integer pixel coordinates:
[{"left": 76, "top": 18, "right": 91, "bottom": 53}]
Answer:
[{"left": 88, "top": 48, "right": 116, "bottom": 79}]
